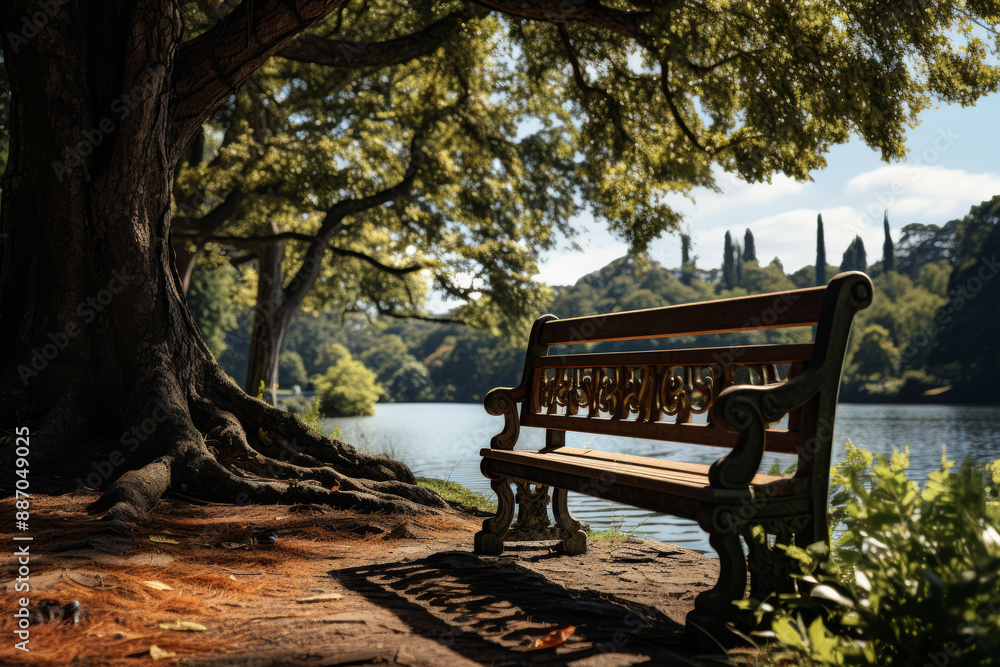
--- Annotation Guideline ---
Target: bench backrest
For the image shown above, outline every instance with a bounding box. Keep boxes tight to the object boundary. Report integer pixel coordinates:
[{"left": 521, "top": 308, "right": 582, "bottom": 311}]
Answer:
[{"left": 495, "top": 271, "right": 873, "bottom": 487}]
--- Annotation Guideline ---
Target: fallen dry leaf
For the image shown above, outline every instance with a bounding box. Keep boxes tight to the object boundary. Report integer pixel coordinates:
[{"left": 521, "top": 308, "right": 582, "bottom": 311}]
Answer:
[
  {"left": 148, "top": 535, "right": 180, "bottom": 545},
  {"left": 158, "top": 619, "right": 207, "bottom": 632},
  {"left": 143, "top": 580, "right": 173, "bottom": 591},
  {"left": 149, "top": 645, "right": 176, "bottom": 660},
  {"left": 525, "top": 625, "right": 575, "bottom": 651},
  {"left": 221, "top": 542, "right": 247, "bottom": 549}
]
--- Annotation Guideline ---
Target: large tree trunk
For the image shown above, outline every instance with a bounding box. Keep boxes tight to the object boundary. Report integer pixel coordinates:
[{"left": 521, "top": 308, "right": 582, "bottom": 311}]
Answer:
[
  {"left": 0, "top": 1, "right": 443, "bottom": 523},
  {"left": 244, "top": 222, "right": 291, "bottom": 403}
]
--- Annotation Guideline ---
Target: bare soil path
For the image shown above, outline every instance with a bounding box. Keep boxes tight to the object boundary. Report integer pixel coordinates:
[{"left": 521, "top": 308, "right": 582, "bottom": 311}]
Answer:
[{"left": 2, "top": 493, "right": 724, "bottom": 666}]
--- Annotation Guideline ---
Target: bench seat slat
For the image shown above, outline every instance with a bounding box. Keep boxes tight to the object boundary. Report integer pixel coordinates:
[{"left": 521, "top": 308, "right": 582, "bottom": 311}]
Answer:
[
  {"left": 532, "top": 343, "right": 814, "bottom": 369},
  {"left": 481, "top": 448, "right": 802, "bottom": 504},
  {"left": 520, "top": 412, "right": 803, "bottom": 453}
]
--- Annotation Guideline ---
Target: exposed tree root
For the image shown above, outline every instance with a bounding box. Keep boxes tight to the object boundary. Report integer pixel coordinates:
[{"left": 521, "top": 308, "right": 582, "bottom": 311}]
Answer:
[
  {"left": 91, "top": 458, "right": 173, "bottom": 523},
  {"left": 81, "top": 364, "right": 448, "bottom": 525},
  {"left": 206, "top": 370, "right": 415, "bottom": 483}
]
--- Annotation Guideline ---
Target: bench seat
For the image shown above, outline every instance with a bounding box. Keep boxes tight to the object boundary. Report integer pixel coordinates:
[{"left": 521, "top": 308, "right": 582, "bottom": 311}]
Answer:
[{"left": 482, "top": 447, "right": 805, "bottom": 507}]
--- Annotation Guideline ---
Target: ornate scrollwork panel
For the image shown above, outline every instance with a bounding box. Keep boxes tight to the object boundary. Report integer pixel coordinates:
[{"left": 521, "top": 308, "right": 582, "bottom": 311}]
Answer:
[{"left": 531, "top": 361, "right": 785, "bottom": 427}]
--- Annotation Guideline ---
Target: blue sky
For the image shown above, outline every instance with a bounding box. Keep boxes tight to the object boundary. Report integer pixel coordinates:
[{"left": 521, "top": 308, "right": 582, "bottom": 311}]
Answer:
[{"left": 536, "top": 94, "right": 1000, "bottom": 284}]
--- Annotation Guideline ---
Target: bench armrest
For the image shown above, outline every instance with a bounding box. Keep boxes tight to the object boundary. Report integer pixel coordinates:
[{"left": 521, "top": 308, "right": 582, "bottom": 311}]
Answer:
[
  {"left": 484, "top": 385, "right": 527, "bottom": 450},
  {"left": 709, "top": 272, "right": 873, "bottom": 488}
]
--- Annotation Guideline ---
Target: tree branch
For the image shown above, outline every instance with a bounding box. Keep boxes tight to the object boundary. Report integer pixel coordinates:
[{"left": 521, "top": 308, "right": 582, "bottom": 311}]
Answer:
[
  {"left": 434, "top": 275, "right": 478, "bottom": 301},
  {"left": 659, "top": 58, "right": 710, "bottom": 154},
  {"left": 169, "top": 0, "right": 346, "bottom": 159},
  {"left": 172, "top": 190, "right": 246, "bottom": 235},
  {"left": 473, "top": 0, "right": 650, "bottom": 43},
  {"left": 276, "top": 8, "right": 485, "bottom": 68},
  {"left": 278, "top": 137, "right": 424, "bottom": 313},
  {"left": 375, "top": 308, "right": 467, "bottom": 326},
  {"left": 558, "top": 25, "right": 631, "bottom": 145},
  {"left": 179, "top": 230, "right": 425, "bottom": 276},
  {"left": 328, "top": 247, "right": 424, "bottom": 275}
]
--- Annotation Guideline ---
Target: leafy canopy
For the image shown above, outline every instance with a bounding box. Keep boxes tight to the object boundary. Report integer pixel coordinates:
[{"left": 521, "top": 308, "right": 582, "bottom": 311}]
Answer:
[{"left": 174, "top": 0, "right": 1000, "bottom": 329}]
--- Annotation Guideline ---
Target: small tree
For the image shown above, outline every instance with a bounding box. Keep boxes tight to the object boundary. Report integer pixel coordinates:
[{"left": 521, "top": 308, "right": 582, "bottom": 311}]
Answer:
[
  {"left": 680, "top": 234, "right": 695, "bottom": 286},
  {"left": 278, "top": 350, "right": 308, "bottom": 388},
  {"left": 387, "top": 360, "right": 435, "bottom": 402},
  {"left": 743, "top": 228, "right": 756, "bottom": 262},
  {"left": 315, "top": 356, "right": 384, "bottom": 417},
  {"left": 816, "top": 214, "right": 827, "bottom": 286},
  {"left": 846, "top": 324, "right": 900, "bottom": 381},
  {"left": 883, "top": 211, "right": 895, "bottom": 273},
  {"left": 841, "top": 235, "right": 868, "bottom": 273},
  {"left": 735, "top": 242, "right": 744, "bottom": 286},
  {"left": 722, "top": 231, "right": 736, "bottom": 291}
]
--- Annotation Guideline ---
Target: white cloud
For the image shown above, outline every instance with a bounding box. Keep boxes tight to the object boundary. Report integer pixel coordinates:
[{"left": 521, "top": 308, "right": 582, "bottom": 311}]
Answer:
[
  {"left": 536, "top": 215, "right": 627, "bottom": 285},
  {"left": 675, "top": 171, "right": 810, "bottom": 217},
  {"left": 690, "top": 206, "right": 867, "bottom": 273},
  {"left": 845, "top": 165, "right": 1000, "bottom": 224}
]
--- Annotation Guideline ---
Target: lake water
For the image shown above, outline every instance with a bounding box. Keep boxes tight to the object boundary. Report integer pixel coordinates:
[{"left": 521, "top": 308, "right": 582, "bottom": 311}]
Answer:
[{"left": 325, "top": 403, "right": 1000, "bottom": 553}]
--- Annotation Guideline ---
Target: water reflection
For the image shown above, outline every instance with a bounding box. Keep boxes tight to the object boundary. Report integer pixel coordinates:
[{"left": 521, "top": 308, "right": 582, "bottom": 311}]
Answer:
[{"left": 326, "top": 402, "right": 1000, "bottom": 554}]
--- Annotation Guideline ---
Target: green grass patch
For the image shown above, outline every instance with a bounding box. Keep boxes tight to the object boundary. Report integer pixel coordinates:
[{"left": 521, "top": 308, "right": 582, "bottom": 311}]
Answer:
[
  {"left": 416, "top": 477, "right": 496, "bottom": 511},
  {"left": 587, "top": 526, "right": 632, "bottom": 543}
]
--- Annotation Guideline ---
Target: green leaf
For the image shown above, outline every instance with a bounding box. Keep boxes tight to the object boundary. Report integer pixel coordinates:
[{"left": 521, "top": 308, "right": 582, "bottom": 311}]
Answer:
[
  {"left": 808, "top": 617, "right": 839, "bottom": 661},
  {"left": 809, "top": 584, "right": 856, "bottom": 608},
  {"left": 772, "top": 616, "right": 807, "bottom": 651}
]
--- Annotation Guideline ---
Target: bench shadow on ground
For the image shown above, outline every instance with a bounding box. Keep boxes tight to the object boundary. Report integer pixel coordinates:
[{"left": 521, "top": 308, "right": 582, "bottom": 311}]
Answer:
[{"left": 333, "top": 549, "right": 705, "bottom": 666}]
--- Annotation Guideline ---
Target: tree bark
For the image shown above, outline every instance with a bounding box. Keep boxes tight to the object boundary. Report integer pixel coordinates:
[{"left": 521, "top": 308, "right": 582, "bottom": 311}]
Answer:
[{"left": 0, "top": 1, "right": 443, "bottom": 523}]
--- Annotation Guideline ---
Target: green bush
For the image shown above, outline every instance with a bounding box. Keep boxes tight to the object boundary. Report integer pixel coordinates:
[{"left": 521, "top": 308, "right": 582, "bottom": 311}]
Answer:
[
  {"left": 314, "top": 356, "right": 383, "bottom": 417},
  {"left": 278, "top": 350, "right": 308, "bottom": 387},
  {"left": 737, "top": 444, "right": 1000, "bottom": 666}
]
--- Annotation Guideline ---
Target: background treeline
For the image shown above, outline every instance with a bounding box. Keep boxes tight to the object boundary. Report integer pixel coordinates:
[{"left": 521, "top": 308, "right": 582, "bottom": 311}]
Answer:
[{"left": 191, "top": 195, "right": 1000, "bottom": 408}]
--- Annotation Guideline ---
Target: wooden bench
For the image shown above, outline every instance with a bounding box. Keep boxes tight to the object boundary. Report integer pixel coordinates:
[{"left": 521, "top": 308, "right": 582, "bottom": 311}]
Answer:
[{"left": 473, "top": 271, "right": 873, "bottom": 638}]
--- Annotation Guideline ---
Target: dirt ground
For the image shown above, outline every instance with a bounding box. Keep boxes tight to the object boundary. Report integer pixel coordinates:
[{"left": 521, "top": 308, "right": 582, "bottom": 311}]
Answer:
[{"left": 1, "top": 492, "right": 729, "bottom": 666}]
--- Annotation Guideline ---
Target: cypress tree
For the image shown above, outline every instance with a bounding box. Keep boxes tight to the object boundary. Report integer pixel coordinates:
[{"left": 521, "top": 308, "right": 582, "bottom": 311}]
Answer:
[
  {"left": 840, "top": 235, "right": 868, "bottom": 272},
  {"left": 680, "top": 234, "right": 693, "bottom": 285},
  {"left": 722, "top": 231, "right": 736, "bottom": 290},
  {"left": 816, "top": 214, "right": 827, "bottom": 286},
  {"left": 735, "top": 242, "right": 744, "bottom": 285},
  {"left": 883, "top": 211, "right": 895, "bottom": 273},
  {"left": 743, "top": 228, "right": 756, "bottom": 262}
]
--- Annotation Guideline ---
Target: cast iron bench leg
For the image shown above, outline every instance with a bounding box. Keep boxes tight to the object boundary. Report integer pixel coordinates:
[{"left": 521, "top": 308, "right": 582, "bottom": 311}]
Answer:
[
  {"left": 474, "top": 475, "right": 515, "bottom": 555},
  {"left": 552, "top": 487, "right": 587, "bottom": 555},
  {"left": 687, "top": 506, "right": 750, "bottom": 646}
]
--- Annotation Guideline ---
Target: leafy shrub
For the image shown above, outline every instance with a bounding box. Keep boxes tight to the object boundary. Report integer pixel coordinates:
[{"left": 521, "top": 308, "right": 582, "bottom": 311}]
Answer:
[
  {"left": 278, "top": 350, "right": 308, "bottom": 387},
  {"left": 314, "top": 356, "right": 383, "bottom": 417},
  {"left": 738, "top": 444, "right": 1000, "bottom": 666},
  {"left": 386, "top": 359, "right": 435, "bottom": 402}
]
